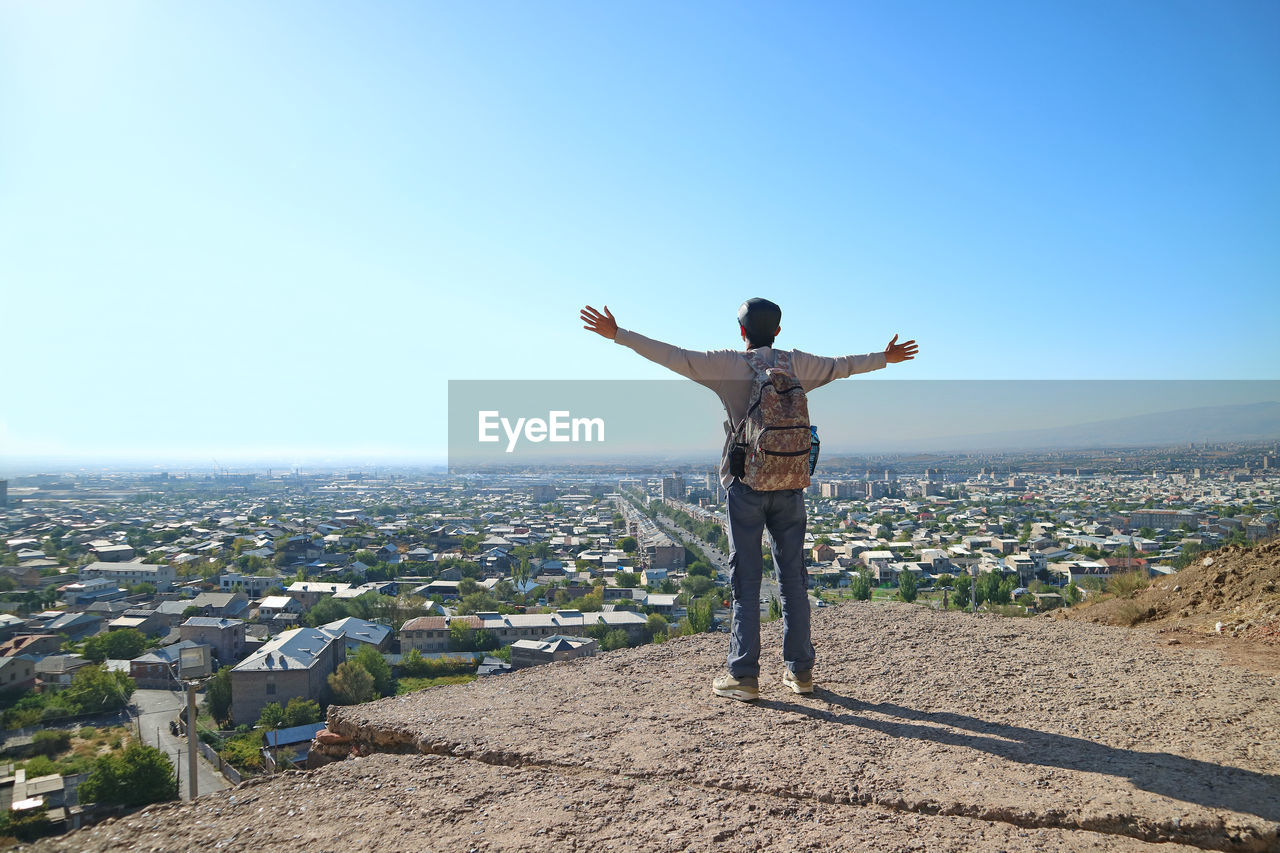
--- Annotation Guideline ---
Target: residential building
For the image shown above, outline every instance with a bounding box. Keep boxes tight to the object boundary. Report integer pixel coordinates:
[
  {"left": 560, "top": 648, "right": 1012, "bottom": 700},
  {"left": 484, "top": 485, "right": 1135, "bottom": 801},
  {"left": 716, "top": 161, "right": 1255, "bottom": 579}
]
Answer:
[
  {"left": 107, "top": 609, "right": 169, "bottom": 637},
  {"left": 509, "top": 635, "right": 598, "bottom": 670},
  {"left": 1128, "top": 509, "right": 1201, "bottom": 530},
  {"left": 285, "top": 582, "right": 351, "bottom": 611},
  {"left": 0, "top": 655, "right": 37, "bottom": 691},
  {"left": 130, "top": 641, "right": 203, "bottom": 689},
  {"left": 230, "top": 627, "right": 345, "bottom": 725},
  {"left": 34, "top": 655, "right": 91, "bottom": 687},
  {"left": 219, "top": 573, "right": 282, "bottom": 596},
  {"left": 39, "top": 611, "right": 104, "bottom": 642},
  {"left": 186, "top": 591, "right": 251, "bottom": 619},
  {"left": 0, "top": 635, "right": 62, "bottom": 659},
  {"left": 319, "top": 617, "right": 392, "bottom": 653},
  {"left": 90, "top": 543, "right": 136, "bottom": 562},
  {"left": 399, "top": 615, "right": 480, "bottom": 653},
  {"left": 79, "top": 560, "right": 176, "bottom": 591},
  {"left": 257, "top": 596, "right": 303, "bottom": 620},
  {"left": 179, "top": 617, "right": 247, "bottom": 665}
]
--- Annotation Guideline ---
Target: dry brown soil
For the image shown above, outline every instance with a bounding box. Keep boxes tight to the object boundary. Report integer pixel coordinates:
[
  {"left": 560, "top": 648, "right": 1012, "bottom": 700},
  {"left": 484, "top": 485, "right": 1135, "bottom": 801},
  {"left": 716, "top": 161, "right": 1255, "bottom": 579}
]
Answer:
[
  {"left": 1061, "top": 541, "right": 1280, "bottom": 642},
  {"left": 27, "top": 604, "right": 1280, "bottom": 853}
]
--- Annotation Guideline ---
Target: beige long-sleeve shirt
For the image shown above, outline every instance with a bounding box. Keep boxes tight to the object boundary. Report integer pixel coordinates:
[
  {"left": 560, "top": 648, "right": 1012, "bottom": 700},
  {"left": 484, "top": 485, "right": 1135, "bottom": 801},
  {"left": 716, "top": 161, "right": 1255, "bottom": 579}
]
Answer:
[{"left": 613, "top": 328, "right": 887, "bottom": 488}]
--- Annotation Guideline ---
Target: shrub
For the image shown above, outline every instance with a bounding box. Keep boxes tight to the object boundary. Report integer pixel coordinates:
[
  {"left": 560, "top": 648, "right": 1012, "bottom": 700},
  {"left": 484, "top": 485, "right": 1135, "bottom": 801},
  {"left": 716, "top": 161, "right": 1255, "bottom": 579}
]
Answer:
[
  {"left": 1107, "top": 570, "right": 1150, "bottom": 599},
  {"left": 77, "top": 742, "right": 177, "bottom": 807},
  {"left": 30, "top": 730, "right": 71, "bottom": 757},
  {"left": 1110, "top": 601, "right": 1147, "bottom": 627},
  {"left": 220, "top": 731, "right": 265, "bottom": 772},
  {"left": 78, "top": 726, "right": 97, "bottom": 740},
  {"left": 399, "top": 650, "right": 475, "bottom": 678},
  {"left": 21, "top": 756, "right": 61, "bottom": 778},
  {"left": 197, "top": 729, "right": 224, "bottom": 749}
]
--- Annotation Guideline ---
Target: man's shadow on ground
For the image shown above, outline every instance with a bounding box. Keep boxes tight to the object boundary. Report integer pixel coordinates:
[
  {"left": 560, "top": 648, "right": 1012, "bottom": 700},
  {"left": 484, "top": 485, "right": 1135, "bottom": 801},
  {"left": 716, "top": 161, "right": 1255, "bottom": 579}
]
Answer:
[{"left": 756, "top": 689, "right": 1280, "bottom": 824}]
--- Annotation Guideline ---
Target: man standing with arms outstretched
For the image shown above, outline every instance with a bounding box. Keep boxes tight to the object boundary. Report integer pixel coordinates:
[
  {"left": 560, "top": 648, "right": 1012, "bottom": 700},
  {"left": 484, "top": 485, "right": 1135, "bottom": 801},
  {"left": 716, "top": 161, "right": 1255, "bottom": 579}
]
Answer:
[{"left": 581, "top": 300, "right": 918, "bottom": 700}]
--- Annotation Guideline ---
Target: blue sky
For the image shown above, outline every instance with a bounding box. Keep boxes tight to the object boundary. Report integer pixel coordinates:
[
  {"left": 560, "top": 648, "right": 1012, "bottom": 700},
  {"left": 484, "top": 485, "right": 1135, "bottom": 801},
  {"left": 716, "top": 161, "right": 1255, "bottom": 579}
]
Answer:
[{"left": 2, "top": 1, "right": 1277, "bottom": 468}]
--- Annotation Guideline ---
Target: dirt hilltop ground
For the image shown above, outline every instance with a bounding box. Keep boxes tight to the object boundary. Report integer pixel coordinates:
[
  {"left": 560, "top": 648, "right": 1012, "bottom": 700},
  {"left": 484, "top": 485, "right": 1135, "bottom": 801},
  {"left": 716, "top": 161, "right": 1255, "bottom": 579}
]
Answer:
[
  {"left": 29, "top": 597, "right": 1279, "bottom": 853},
  {"left": 1059, "top": 541, "right": 1280, "bottom": 644}
]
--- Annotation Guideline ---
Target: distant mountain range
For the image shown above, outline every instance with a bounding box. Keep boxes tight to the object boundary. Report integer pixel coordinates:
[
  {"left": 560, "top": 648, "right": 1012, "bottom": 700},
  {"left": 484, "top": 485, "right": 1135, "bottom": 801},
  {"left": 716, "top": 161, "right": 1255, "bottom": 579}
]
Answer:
[{"left": 869, "top": 401, "right": 1280, "bottom": 453}]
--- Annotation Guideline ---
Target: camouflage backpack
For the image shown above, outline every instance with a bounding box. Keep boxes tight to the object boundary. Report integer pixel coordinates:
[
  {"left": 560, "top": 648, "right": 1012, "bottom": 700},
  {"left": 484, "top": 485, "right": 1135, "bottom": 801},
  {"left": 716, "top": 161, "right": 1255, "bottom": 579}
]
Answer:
[{"left": 731, "top": 350, "right": 812, "bottom": 491}]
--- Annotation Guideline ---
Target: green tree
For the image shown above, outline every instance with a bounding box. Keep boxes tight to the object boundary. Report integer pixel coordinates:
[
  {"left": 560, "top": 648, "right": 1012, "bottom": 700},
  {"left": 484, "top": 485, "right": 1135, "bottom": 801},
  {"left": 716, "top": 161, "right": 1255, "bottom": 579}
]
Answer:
[
  {"left": 206, "top": 666, "right": 233, "bottom": 727},
  {"left": 601, "top": 629, "right": 630, "bottom": 651},
  {"left": 512, "top": 557, "right": 532, "bottom": 589},
  {"left": 327, "top": 661, "right": 375, "bottom": 705},
  {"left": 473, "top": 628, "right": 499, "bottom": 651},
  {"left": 977, "top": 571, "right": 1003, "bottom": 605},
  {"left": 257, "top": 702, "right": 286, "bottom": 730},
  {"left": 617, "top": 536, "right": 638, "bottom": 553},
  {"left": 897, "top": 572, "right": 918, "bottom": 603},
  {"left": 1064, "top": 582, "right": 1081, "bottom": 605},
  {"left": 353, "top": 645, "right": 394, "bottom": 697},
  {"left": 83, "top": 629, "right": 147, "bottom": 663},
  {"left": 65, "top": 664, "right": 134, "bottom": 712},
  {"left": 449, "top": 619, "right": 476, "bottom": 652},
  {"left": 283, "top": 697, "right": 323, "bottom": 726},
  {"left": 129, "top": 582, "right": 158, "bottom": 597},
  {"left": 305, "top": 595, "right": 357, "bottom": 628},
  {"left": 935, "top": 573, "right": 955, "bottom": 589},
  {"left": 456, "top": 591, "right": 500, "bottom": 615},
  {"left": 77, "top": 741, "right": 177, "bottom": 807},
  {"left": 849, "top": 572, "right": 872, "bottom": 601},
  {"left": 995, "top": 577, "right": 1016, "bottom": 605},
  {"left": 645, "top": 612, "right": 669, "bottom": 641},
  {"left": 614, "top": 571, "right": 641, "bottom": 588},
  {"left": 682, "top": 575, "right": 714, "bottom": 597},
  {"left": 684, "top": 598, "right": 714, "bottom": 634},
  {"left": 686, "top": 561, "right": 713, "bottom": 578},
  {"left": 952, "top": 579, "right": 972, "bottom": 609},
  {"left": 767, "top": 596, "right": 783, "bottom": 621}
]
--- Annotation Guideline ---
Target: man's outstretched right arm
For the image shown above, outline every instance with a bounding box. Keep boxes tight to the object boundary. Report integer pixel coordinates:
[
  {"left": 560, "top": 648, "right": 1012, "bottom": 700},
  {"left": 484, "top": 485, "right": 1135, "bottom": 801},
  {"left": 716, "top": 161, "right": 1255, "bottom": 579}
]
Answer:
[{"left": 580, "top": 304, "right": 728, "bottom": 387}]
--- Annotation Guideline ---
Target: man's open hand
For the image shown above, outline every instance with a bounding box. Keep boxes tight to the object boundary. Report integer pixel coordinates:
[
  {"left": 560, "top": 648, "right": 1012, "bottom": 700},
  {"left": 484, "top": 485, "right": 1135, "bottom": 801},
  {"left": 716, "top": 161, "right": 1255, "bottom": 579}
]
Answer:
[
  {"left": 885, "top": 334, "right": 919, "bottom": 364},
  {"left": 581, "top": 305, "right": 618, "bottom": 340}
]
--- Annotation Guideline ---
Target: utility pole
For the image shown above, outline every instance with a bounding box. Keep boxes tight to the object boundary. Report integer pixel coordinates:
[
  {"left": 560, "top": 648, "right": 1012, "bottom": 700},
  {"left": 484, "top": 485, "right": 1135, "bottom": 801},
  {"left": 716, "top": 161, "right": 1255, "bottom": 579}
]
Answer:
[{"left": 186, "top": 681, "right": 199, "bottom": 800}]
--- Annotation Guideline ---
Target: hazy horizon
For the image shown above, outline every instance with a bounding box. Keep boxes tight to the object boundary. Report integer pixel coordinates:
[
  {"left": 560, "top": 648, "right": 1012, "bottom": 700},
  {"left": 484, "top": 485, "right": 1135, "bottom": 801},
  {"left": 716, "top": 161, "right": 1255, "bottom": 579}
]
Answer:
[{"left": 5, "top": 386, "right": 1277, "bottom": 477}]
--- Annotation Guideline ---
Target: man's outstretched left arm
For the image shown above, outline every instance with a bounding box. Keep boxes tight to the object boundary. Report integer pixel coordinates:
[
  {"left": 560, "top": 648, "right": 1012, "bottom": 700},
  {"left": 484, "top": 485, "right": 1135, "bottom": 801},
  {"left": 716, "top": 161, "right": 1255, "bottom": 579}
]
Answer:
[{"left": 792, "top": 334, "right": 919, "bottom": 390}]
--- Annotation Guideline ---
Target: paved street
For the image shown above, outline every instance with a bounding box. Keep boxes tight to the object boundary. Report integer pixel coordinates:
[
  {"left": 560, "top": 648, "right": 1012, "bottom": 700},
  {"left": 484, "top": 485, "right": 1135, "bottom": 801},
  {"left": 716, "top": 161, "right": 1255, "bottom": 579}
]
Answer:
[
  {"left": 132, "top": 688, "right": 229, "bottom": 800},
  {"left": 653, "top": 508, "right": 815, "bottom": 614}
]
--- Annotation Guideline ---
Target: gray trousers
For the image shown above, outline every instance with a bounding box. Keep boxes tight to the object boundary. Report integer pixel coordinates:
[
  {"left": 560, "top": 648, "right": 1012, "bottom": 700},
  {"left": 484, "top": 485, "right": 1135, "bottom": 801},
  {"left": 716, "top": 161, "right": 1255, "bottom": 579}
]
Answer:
[{"left": 725, "top": 480, "right": 814, "bottom": 678}]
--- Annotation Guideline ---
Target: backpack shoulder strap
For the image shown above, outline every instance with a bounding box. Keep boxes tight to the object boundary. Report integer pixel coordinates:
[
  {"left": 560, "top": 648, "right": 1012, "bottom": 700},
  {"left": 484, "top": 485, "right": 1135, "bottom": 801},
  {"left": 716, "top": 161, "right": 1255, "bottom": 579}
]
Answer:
[
  {"left": 774, "top": 350, "right": 794, "bottom": 373},
  {"left": 742, "top": 349, "right": 772, "bottom": 376}
]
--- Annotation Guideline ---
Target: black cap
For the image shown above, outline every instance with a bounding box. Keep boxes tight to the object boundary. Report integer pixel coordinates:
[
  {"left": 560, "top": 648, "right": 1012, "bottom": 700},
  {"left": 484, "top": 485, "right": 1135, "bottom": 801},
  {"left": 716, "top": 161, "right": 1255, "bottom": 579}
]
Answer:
[{"left": 737, "top": 298, "right": 781, "bottom": 341}]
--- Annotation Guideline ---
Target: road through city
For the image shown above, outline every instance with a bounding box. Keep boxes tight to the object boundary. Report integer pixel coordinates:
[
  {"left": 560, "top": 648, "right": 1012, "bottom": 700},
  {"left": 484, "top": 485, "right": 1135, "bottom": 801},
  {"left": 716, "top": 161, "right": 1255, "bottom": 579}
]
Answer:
[{"left": 133, "top": 688, "right": 229, "bottom": 800}]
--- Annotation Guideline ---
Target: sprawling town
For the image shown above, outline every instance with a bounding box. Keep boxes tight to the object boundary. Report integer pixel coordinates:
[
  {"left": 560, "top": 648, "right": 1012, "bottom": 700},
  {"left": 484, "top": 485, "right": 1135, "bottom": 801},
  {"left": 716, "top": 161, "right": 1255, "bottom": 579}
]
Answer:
[{"left": 0, "top": 441, "right": 1276, "bottom": 838}]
